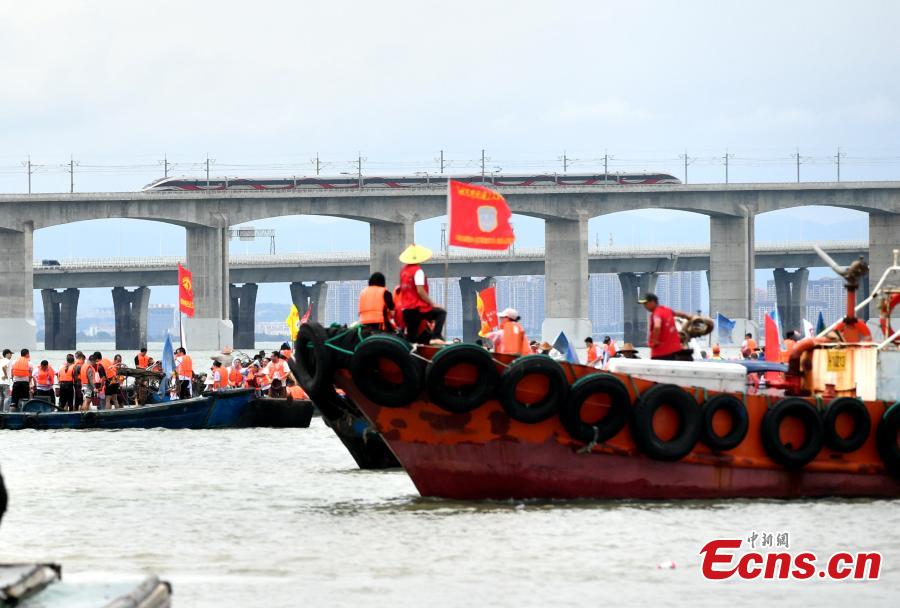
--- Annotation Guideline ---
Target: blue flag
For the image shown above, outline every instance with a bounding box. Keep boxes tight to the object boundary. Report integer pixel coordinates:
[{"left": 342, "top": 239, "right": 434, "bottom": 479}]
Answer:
[
  {"left": 716, "top": 312, "right": 736, "bottom": 344},
  {"left": 158, "top": 333, "right": 176, "bottom": 399},
  {"left": 816, "top": 311, "right": 826, "bottom": 335},
  {"left": 552, "top": 331, "right": 580, "bottom": 364}
]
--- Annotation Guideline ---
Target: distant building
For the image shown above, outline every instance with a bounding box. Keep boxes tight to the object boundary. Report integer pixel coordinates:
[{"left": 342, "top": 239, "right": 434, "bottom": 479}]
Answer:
[
  {"left": 755, "top": 277, "right": 846, "bottom": 328},
  {"left": 147, "top": 304, "right": 177, "bottom": 340}
]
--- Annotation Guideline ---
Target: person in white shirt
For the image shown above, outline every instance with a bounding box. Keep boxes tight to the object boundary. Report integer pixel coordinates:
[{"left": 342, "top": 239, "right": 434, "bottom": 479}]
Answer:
[{"left": 0, "top": 349, "right": 12, "bottom": 411}]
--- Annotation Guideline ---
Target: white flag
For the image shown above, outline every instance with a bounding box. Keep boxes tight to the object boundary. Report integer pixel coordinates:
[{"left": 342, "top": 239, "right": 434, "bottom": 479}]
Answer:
[{"left": 802, "top": 319, "right": 815, "bottom": 338}]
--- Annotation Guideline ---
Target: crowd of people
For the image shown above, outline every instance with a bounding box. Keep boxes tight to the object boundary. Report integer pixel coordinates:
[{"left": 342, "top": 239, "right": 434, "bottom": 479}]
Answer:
[{"left": 0, "top": 343, "right": 307, "bottom": 413}]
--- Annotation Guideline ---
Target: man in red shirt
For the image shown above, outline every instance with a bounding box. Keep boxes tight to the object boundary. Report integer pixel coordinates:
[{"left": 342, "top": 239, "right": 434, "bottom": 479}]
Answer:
[
  {"left": 396, "top": 244, "right": 446, "bottom": 344},
  {"left": 638, "top": 293, "right": 691, "bottom": 360}
]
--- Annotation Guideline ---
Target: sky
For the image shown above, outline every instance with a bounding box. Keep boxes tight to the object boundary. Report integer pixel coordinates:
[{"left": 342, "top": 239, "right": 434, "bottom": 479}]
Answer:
[{"left": 1, "top": 0, "right": 897, "bottom": 310}]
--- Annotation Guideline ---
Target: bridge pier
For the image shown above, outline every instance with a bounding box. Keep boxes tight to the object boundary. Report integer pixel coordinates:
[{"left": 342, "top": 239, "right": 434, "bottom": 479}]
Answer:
[
  {"left": 0, "top": 227, "right": 36, "bottom": 349},
  {"left": 542, "top": 217, "right": 591, "bottom": 343},
  {"left": 370, "top": 221, "right": 415, "bottom": 288},
  {"left": 290, "top": 281, "right": 328, "bottom": 324},
  {"left": 41, "top": 288, "right": 79, "bottom": 350},
  {"left": 618, "top": 272, "right": 657, "bottom": 347},
  {"left": 229, "top": 283, "right": 258, "bottom": 349},
  {"left": 773, "top": 268, "right": 808, "bottom": 335},
  {"left": 183, "top": 225, "right": 233, "bottom": 350},
  {"left": 709, "top": 215, "right": 754, "bottom": 320},
  {"left": 869, "top": 213, "right": 900, "bottom": 288},
  {"left": 459, "top": 276, "right": 493, "bottom": 343},
  {"left": 112, "top": 286, "right": 150, "bottom": 350}
]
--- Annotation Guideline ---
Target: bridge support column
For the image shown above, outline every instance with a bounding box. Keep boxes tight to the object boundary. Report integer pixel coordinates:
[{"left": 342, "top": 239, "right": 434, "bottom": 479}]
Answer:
[
  {"left": 290, "top": 282, "right": 328, "bottom": 324},
  {"left": 709, "top": 215, "right": 754, "bottom": 320},
  {"left": 370, "top": 221, "right": 415, "bottom": 289},
  {"left": 0, "top": 227, "right": 36, "bottom": 349},
  {"left": 112, "top": 286, "right": 150, "bottom": 351},
  {"left": 773, "top": 268, "right": 808, "bottom": 336},
  {"left": 618, "top": 272, "right": 657, "bottom": 347},
  {"left": 542, "top": 217, "right": 591, "bottom": 343},
  {"left": 459, "top": 276, "right": 493, "bottom": 343},
  {"left": 869, "top": 213, "right": 900, "bottom": 290},
  {"left": 183, "top": 225, "right": 233, "bottom": 350},
  {"left": 229, "top": 283, "right": 258, "bottom": 350},
  {"left": 41, "top": 288, "right": 79, "bottom": 350}
]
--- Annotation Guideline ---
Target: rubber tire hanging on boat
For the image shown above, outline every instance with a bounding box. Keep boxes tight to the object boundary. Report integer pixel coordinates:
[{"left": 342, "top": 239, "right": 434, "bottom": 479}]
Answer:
[
  {"left": 823, "top": 397, "right": 870, "bottom": 453},
  {"left": 292, "top": 322, "right": 337, "bottom": 402},
  {"left": 876, "top": 403, "right": 900, "bottom": 477},
  {"left": 560, "top": 373, "right": 631, "bottom": 443},
  {"left": 760, "top": 398, "right": 824, "bottom": 469},
  {"left": 23, "top": 415, "right": 39, "bottom": 429},
  {"left": 426, "top": 343, "right": 499, "bottom": 413},
  {"left": 700, "top": 395, "right": 749, "bottom": 452},
  {"left": 630, "top": 384, "right": 701, "bottom": 461},
  {"left": 497, "top": 355, "right": 569, "bottom": 423},
  {"left": 350, "top": 334, "right": 423, "bottom": 408}
]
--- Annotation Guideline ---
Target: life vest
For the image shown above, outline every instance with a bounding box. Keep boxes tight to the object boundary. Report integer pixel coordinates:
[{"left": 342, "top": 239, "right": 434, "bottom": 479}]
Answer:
[
  {"left": 780, "top": 338, "right": 797, "bottom": 363},
  {"left": 79, "top": 362, "right": 92, "bottom": 385},
  {"left": 498, "top": 320, "right": 530, "bottom": 355},
  {"left": 280, "top": 348, "right": 292, "bottom": 359},
  {"left": 835, "top": 318, "right": 872, "bottom": 343},
  {"left": 586, "top": 344, "right": 598, "bottom": 364},
  {"left": 11, "top": 356, "right": 31, "bottom": 379},
  {"left": 287, "top": 385, "right": 307, "bottom": 399},
  {"left": 256, "top": 368, "right": 271, "bottom": 388},
  {"left": 35, "top": 366, "right": 55, "bottom": 387},
  {"left": 397, "top": 264, "right": 431, "bottom": 313},
  {"left": 358, "top": 285, "right": 389, "bottom": 326},
  {"left": 58, "top": 364, "right": 75, "bottom": 382},
  {"left": 229, "top": 367, "right": 244, "bottom": 387},
  {"left": 136, "top": 353, "right": 151, "bottom": 368},
  {"left": 212, "top": 368, "right": 225, "bottom": 390},
  {"left": 176, "top": 355, "right": 193, "bottom": 378},
  {"left": 268, "top": 360, "right": 289, "bottom": 382},
  {"left": 605, "top": 341, "right": 617, "bottom": 357},
  {"left": 100, "top": 358, "right": 117, "bottom": 384}
]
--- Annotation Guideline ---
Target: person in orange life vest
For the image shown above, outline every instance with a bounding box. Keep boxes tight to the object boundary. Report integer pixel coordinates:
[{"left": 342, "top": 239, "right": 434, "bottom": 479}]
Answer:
[
  {"left": 396, "top": 244, "right": 447, "bottom": 344},
  {"left": 72, "top": 351, "right": 86, "bottom": 410},
  {"left": 603, "top": 336, "right": 617, "bottom": 358},
  {"left": 103, "top": 354, "right": 123, "bottom": 409},
  {"left": 174, "top": 347, "right": 194, "bottom": 399},
  {"left": 267, "top": 352, "right": 292, "bottom": 397},
  {"left": 10, "top": 348, "right": 34, "bottom": 411},
  {"left": 229, "top": 359, "right": 246, "bottom": 388},
  {"left": 493, "top": 308, "right": 531, "bottom": 356},
  {"left": 585, "top": 337, "right": 599, "bottom": 365},
  {"left": 210, "top": 360, "right": 226, "bottom": 391},
  {"left": 780, "top": 330, "right": 799, "bottom": 363},
  {"left": 134, "top": 347, "right": 153, "bottom": 369},
  {"left": 711, "top": 344, "right": 723, "bottom": 360},
  {"left": 57, "top": 353, "right": 77, "bottom": 411},
  {"left": 285, "top": 376, "right": 308, "bottom": 400},
  {"left": 33, "top": 359, "right": 56, "bottom": 405},
  {"left": 639, "top": 293, "right": 691, "bottom": 361},
  {"left": 740, "top": 333, "right": 757, "bottom": 359},
  {"left": 280, "top": 342, "right": 293, "bottom": 361},
  {"left": 358, "top": 272, "right": 396, "bottom": 330},
  {"left": 834, "top": 316, "right": 872, "bottom": 343},
  {"left": 80, "top": 353, "right": 102, "bottom": 410}
]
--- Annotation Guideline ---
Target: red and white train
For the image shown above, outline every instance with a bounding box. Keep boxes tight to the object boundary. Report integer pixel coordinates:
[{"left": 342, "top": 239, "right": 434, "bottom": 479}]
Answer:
[{"left": 142, "top": 172, "right": 681, "bottom": 191}]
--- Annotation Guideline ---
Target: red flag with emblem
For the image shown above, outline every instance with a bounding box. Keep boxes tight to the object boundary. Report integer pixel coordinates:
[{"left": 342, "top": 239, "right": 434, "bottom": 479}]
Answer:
[
  {"left": 447, "top": 180, "right": 515, "bottom": 250},
  {"left": 476, "top": 286, "right": 498, "bottom": 337},
  {"left": 178, "top": 263, "right": 195, "bottom": 318}
]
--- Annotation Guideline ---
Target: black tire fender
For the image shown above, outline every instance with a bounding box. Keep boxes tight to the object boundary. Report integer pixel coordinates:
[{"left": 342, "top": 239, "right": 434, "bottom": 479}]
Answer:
[
  {"left": 292, "top": 322, "right": 337, "bottom": 402},
  {"left": 700, "top": 394, "right": 749, "bottom": 452},
  {"left": 497, "top": 355, "right": 569, "bottom": 424},
  {"left": 876, "top": 403, "right": 900, "bottom": 477},
  {"left": 81, "top": 411, "right": 99, "bottom": 429},
  {"left": 350, "top": 334, "right": 423, "bottom": 408},
  {"left": 630, "top": 384, "right": 701, "bottom": 461},
  {"left": 426, "top": 343, "right": 499, "bottom": 413},
  {"left": 823, "top": 397, "right": 870, "bottom": 453},
  {"left": 560, "top": 373, "right": 630, "bottom": 443},
  {"left": 760, "top": 398, "right": 824, "bottom": 469}
]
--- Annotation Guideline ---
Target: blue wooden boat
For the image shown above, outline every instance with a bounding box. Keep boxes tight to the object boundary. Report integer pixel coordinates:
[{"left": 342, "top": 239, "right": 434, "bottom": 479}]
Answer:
[{"left": 0, "top": 388, "right": 257, "bottom": 430}]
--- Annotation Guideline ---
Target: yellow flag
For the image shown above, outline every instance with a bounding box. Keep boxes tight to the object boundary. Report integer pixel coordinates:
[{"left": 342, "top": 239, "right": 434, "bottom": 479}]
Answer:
[{"left": 286, "top": 305, "right": 300, "bottom": 341}]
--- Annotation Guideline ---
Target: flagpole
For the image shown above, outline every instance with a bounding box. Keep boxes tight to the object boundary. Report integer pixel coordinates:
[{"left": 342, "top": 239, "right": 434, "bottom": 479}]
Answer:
[{"left": 444, "top": 180, "right": 450, "bottom": 321}]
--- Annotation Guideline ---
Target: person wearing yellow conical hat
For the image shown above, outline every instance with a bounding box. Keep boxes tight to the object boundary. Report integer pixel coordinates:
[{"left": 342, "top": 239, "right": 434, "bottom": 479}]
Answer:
[{"left": 396, "top": 244, "right": 446, "bottom": 344}]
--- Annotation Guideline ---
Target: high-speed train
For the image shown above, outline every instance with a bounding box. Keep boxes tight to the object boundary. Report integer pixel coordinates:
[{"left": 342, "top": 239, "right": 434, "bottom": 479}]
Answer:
[{"left": 141, "top": 172, "right": 681, "bottom": 191}]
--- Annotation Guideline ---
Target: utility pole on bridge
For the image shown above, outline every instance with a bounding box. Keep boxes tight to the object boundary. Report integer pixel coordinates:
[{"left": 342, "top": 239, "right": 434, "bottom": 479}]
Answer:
[
  {"left": 22, "top": 155, "right": 34, "bottom": 194},
  {"left": 835, "top": 147, "right": 845, "bottom": 182},
  {"left": 68, "top": 156, "right": 78, "bottom": 193},
  {"left": 723, "top": 150, "right": 734, "bottom": 184},
  {"left": 679, "top": 150, "right": 691, "bottom": 184}
]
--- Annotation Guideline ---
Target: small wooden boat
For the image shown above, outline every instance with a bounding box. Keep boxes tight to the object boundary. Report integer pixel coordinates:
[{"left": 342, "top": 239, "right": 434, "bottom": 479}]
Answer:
[{"left": 0, "top": 388, "right": 257, "bottom": 430}]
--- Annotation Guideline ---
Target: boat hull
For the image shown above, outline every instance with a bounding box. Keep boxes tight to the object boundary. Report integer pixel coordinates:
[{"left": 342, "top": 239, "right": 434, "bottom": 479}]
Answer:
[
  {"left": 0, "top": 389, "right": 257, "bottom": 430},
  {"left": 336, "top": 366, "right": 900, "bottom": 500}
]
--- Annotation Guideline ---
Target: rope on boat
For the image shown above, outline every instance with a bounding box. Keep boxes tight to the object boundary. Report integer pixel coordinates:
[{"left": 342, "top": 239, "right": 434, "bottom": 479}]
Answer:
[
  {"left": 625, "top": 373, "right": 641, "bottom": 400},
  {"left": 322, "top": 326, "right": 365, "bottom": 356},
  {"left": 576, "top": 425, "right": 600, "bottom": 454}
]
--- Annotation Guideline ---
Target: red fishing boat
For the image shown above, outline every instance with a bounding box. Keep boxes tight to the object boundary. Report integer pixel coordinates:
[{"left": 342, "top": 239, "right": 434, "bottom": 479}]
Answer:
[{"left": 295, "top": 248, "right": 900, "bottom": 500}]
